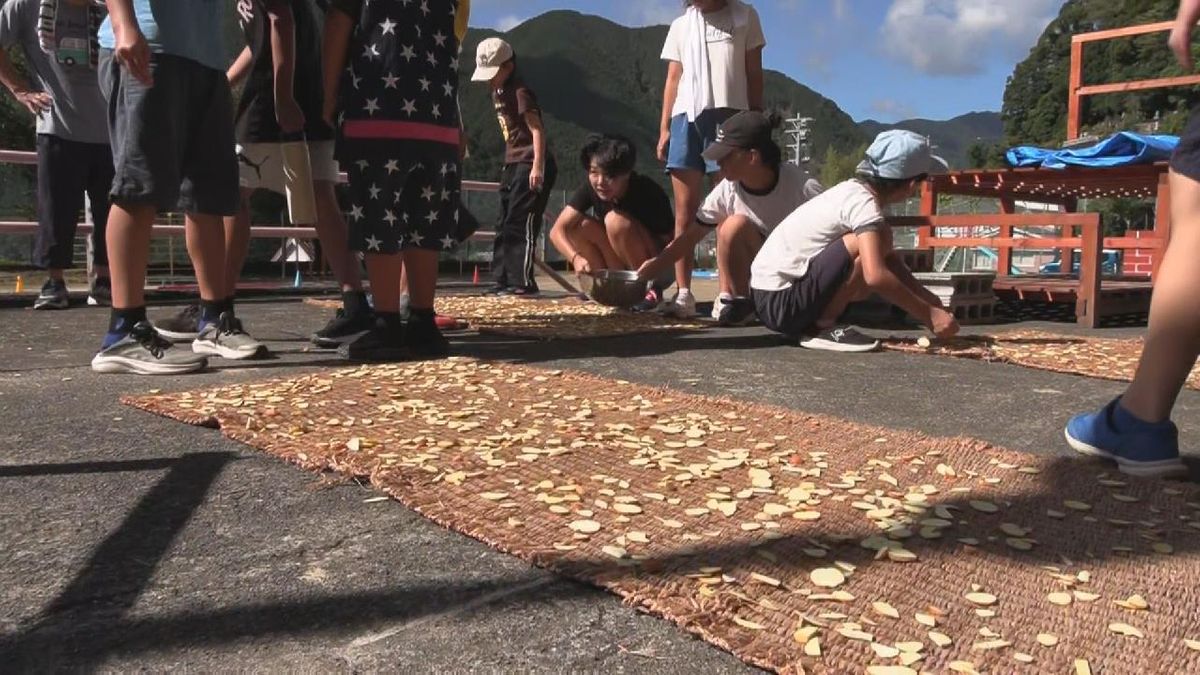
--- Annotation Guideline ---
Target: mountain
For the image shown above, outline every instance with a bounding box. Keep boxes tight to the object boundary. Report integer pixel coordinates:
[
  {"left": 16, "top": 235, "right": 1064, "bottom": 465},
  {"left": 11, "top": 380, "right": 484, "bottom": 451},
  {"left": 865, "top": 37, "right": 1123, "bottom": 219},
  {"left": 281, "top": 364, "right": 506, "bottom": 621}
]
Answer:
[
  {"left": 459, "top": 11, "right": 867, "bottom": 191},
  {"left": 1002, "top": 0, "right": 1195, "bottom": 146},
  {"left": 858, "top": 112, "right": 1004, "bottom": 168}
]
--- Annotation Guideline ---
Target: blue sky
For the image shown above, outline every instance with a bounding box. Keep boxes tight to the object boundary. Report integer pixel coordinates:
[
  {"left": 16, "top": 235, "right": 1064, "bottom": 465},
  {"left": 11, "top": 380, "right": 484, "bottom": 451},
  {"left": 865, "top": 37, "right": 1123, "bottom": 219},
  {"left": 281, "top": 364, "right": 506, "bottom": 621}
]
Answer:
[{"left": 468, "top": 0, "right": 1066, "bottom": 122}]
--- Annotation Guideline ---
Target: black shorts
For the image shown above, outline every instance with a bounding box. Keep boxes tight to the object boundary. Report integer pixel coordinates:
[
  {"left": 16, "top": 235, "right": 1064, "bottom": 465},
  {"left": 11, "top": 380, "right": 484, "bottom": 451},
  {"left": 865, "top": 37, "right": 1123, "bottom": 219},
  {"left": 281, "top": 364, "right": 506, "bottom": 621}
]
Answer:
[
  {"left": 752, "top": 239, "right": 853, "bottom": 337},
  {"left": 1171, "top": 107, "right": 1200, "bottom": 181},
  {"left": 99, "top": 50, "right": 239, "bottom": 216}
]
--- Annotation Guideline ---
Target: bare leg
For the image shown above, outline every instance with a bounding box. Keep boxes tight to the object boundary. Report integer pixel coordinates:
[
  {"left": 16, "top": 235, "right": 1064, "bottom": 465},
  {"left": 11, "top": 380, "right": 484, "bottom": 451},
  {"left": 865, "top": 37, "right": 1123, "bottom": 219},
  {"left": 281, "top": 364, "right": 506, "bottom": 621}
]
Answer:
[
  {"left": 1120, "top": 170, "right": 1200, "bottom": 423},
  {"left": 668, "top": 169, "right": 704, "bottom": 291},
  {"left": 604, "top": 211, "right": 659, "bottom": 269},
  {"left": 107, "top": 202, "right": 157, "bottom": 308},
  {"left": 365, "top": 252, "right": 403, "bottom": 313},
  {"left": 716, "top": 215, "right": 764, "bottom": 298},
  {"left": 569, "top": 216, "right": 623, "bottom": 269},
  {"left": 185, "top": 213, "right": 228, "bottom": 304},
  {"left": 313, "top": 180, "right": 363, "bottom": 292},
  {"left": 402, "top": 249, "right": 437, "bottom": 309},
  {"left": 399, "top": 260, "right": 409, "bottom": 297},
  {"left": 221, "top": 188, "right": 254, "bottom": 298},
  {"left": 814, "top": 234, "right": 869, "bottom": 330}
]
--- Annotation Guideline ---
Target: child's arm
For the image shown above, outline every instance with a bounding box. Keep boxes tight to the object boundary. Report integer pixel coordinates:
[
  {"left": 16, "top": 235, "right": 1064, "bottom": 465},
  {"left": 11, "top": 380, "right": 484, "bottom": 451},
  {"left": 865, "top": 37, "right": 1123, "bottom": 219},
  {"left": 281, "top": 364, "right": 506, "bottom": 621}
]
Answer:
[
  {"left": 0, "top": 39, "right": 49, "bottom": 114},
  {"left": 858, "top": 229, "right": 958, "bottom": 337},
  {"left": 321, "top": 2, "right": 356, "bottom": 126},
  {"left": 266, "top": 0, "right": 304, "bottom": 134},
  {"left": 227, "top": 46, "right": 253, "bottom": 88},
  {"left": 548, "top": 206, "right": 588, "bottom": 272},
  {"left": 657, "top": 61, "right": 682, "bottom": 162},
  {"left": 524, "top": 109, "right": 546, "bottom": 191},
  {"left": 637, "top": 221, "right": 711, "bottom": 282},
  {"left": 1170, "top": 0, "right": 1200, "bottom": 70},
  {"left": 745, "top": 47, "right": 764, "bottom": 111},
  {"left": 105, "top": 0, "right": 151, "bottom": 85}
]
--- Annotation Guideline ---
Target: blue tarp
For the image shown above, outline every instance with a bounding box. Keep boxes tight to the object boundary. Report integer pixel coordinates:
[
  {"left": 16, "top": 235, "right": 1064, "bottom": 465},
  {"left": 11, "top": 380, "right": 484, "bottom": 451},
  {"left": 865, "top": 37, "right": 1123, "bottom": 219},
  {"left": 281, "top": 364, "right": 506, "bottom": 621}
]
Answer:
[{"left": 1006, "top": 131, "right": 1178, "bottom": 169}]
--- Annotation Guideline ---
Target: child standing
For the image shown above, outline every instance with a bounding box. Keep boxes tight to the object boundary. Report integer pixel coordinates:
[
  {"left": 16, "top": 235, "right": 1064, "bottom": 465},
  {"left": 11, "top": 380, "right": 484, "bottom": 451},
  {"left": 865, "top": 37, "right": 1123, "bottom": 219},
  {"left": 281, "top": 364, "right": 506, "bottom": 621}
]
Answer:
[
  {"left": 0, "top": 0, "right": 113, "bottom": 310},
  {"left": 658, "top": 0, "right": 765, "bottom": 318},
  {"left": 639, "top": 110, "right": 823, "bottom": 326},
  {"left": 323, "top": 0, "right": 471, "bottom": 362},
  {"left": 90, "top": 0, "right": 239, "bottom": 375},
  {"left": 749, "top": 130, "right": 958, "bottom": 352},
  {"left": 471, "top": 37, "right": 556, "bottom": 296},
  {"left": 1063, "top": 0, "right": 1200, "bottom": 479}
]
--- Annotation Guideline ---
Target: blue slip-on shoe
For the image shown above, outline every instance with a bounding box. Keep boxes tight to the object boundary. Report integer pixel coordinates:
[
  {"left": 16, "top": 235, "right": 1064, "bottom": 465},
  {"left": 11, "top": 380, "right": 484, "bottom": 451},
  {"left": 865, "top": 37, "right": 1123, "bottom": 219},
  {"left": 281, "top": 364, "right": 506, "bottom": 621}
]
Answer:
[{"left": 1064, "top": 397, "right": 1188, "bottom": 478}]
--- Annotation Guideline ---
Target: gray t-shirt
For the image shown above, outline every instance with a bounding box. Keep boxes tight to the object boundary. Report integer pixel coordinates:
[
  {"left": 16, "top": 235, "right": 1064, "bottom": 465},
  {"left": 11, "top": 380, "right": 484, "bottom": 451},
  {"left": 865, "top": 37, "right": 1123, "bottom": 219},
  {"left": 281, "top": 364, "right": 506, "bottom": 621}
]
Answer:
[{"left": 0, "top": 0, "right": 108, "bottom": 144}]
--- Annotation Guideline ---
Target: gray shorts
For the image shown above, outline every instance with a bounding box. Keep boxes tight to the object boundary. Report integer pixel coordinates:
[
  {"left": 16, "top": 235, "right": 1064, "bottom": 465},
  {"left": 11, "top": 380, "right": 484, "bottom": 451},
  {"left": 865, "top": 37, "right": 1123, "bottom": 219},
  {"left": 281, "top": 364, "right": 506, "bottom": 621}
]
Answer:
[
  {"left": 752, "top": 239, "right": 853, "bottom": 337},
  {"left": 99, "top": 50, "right": 239, "bottom": 215}
]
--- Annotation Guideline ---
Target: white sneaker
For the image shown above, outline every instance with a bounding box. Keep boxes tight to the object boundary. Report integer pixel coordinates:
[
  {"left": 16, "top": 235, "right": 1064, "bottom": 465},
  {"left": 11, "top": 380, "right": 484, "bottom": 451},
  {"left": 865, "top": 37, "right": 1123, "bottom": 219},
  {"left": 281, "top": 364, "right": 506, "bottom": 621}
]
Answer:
[
  {"left": 711, "top": 294, "right": 731, "bottom": 320},
  {"left": 659, "top": 290, "right": 698, "bottom": 319},
  {"left": 798, "top": 326, "right": 880, "bottom": 353}
]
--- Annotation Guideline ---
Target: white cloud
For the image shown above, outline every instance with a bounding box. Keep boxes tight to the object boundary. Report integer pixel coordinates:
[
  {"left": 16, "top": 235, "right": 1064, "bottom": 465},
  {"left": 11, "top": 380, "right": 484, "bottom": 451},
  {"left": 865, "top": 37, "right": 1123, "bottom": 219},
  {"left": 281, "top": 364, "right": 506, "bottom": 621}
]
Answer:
[
  {"left": 882, "top": 0, "right": 1059, "bottom": 76},
  {"left": 494, "top": 14, "right": 525, "bottom": 31},
  {"left": 868, "top": 98, "right": 917, "bottom": 121}
]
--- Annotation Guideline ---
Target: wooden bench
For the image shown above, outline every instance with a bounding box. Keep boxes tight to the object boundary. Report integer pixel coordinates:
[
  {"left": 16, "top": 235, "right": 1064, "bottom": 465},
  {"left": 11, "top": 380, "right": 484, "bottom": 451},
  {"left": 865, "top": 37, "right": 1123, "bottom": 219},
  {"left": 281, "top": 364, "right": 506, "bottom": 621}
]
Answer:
[{"left": 887, "top": 213, "right": 1162, "bottom": 327}]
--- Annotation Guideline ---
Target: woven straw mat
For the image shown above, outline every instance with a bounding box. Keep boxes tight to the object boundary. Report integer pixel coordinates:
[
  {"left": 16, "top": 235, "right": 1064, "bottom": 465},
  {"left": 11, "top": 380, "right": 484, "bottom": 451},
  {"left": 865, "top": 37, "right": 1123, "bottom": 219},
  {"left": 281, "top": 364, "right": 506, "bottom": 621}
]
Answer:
[
  {"left": 885, "top": 329, "right": 1200, "bottom": 391},
  {"left": 123, "top": 358, "right": 1200, "bottom": 674},
  {"left": 303, "top": 295, "right": 704, "bottom": 339}
]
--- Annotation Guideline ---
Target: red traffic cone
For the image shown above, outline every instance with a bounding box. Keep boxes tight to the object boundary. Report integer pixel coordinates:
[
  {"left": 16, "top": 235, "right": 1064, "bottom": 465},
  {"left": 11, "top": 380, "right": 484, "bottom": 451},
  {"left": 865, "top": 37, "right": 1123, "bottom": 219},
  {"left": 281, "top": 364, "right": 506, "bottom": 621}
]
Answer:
[{"left": 472, "top": 265, "right": 479, "bottom": 285}]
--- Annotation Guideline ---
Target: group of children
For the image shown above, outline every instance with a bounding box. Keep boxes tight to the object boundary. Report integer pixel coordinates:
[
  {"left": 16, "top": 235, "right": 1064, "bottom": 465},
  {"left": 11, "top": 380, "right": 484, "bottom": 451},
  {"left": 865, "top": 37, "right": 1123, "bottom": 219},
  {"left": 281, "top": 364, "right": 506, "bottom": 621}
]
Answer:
[{"left": 4, "top": 0, "right": 1196, "bottom": 478}]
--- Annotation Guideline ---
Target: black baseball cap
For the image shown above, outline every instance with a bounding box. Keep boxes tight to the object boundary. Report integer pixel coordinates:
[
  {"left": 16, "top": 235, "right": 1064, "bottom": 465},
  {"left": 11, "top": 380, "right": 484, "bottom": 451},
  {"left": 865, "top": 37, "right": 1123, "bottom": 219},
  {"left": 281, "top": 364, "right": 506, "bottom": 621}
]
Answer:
[{"left": 701, "top": 111, "right": 773, "bottom": 162}]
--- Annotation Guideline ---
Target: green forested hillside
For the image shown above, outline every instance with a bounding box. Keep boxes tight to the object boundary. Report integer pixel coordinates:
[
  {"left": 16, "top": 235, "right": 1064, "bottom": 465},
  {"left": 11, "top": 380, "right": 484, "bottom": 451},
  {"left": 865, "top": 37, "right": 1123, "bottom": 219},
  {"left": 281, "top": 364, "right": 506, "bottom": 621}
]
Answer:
[{"left": 1003, "top": 0, "right": 1196, "bottom": 146}]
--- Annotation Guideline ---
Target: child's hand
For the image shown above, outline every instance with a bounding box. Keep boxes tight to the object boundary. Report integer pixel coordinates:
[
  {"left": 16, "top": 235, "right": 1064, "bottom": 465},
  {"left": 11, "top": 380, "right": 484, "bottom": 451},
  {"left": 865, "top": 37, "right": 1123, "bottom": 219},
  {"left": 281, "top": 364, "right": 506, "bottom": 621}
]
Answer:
[
  {"left": 571, "top": 253, "right": 591, "bottom": 275},
  {"left": 636, "top": 257, "right": 659, "bottom": 283},
  {"left": 275, "top": 97, "right": 306, "bottom": 135},
  {"left": 930, "top": 307, "right": 960, "bottom": 339},
  {"left": 656, "top": 129, "right": 671, "bottom": 162},
  {"left": 529, "top": 165, "right": 544, "bottom": 192},
  {"left": 113, "top": 26, "right": 153, "bottom": 86},
  {"left": 14, "top": 90, "right": 51, "bottom": 116}
]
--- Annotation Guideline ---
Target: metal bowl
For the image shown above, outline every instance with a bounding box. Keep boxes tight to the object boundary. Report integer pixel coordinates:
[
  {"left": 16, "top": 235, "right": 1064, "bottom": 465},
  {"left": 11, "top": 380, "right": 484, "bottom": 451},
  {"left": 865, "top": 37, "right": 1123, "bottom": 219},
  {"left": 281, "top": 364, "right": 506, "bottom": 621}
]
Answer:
[{"left": 581, "top": 269, "right": 648, "bottom": 308}]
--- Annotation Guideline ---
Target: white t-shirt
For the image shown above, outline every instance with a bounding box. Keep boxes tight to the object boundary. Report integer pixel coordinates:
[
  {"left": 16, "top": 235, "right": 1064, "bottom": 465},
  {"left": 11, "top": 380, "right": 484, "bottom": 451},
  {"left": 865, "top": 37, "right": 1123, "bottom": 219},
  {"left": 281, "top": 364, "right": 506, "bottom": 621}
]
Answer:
[
  {"left": 661, "top": 4, "right": 766, "bottom": 117},
  {"left": 750, "top": 180, "right": 884, "bottom": 292},
  {"left": 696, "top": 163, "right": 824, "bottom": 235}
]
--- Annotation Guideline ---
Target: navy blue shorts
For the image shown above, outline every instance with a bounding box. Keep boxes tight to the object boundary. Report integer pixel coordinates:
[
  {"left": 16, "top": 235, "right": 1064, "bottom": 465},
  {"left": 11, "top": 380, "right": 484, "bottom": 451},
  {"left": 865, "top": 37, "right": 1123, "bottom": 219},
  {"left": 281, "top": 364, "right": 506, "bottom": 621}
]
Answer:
[
  {"left": 752, "top": 239, "right": 853, "bottom": 338},
  {"left": 1171, "top": 107, "right": 1200, "bottom": 181}
]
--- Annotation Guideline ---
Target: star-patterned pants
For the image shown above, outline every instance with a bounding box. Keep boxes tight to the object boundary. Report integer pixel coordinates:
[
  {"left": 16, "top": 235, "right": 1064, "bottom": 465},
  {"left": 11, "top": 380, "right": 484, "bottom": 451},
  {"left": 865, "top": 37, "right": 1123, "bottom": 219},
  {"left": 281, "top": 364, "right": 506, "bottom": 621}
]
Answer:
[{"left": 342, "top": 145, "right": 466, "bottom": 254}]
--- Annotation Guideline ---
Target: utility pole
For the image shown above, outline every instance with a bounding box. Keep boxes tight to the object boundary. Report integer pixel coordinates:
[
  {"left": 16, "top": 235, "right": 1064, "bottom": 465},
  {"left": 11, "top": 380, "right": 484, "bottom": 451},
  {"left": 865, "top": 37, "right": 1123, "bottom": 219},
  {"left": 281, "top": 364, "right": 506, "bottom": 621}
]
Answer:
[{"left": 784, "top": 115, "right": 814, "bottom": 166}]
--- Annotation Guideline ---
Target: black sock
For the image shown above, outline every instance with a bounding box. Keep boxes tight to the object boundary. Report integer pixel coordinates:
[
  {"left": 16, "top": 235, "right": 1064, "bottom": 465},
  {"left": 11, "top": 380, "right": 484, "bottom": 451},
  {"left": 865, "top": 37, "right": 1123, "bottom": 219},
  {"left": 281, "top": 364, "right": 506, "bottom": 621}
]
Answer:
[
  {"left": 200, "top": 298, "right": 225, "bottom": 325},
  {"left": 224, "top": 295, "right": 236, "bottom": 316},
  {"left": 376, "top": 311, "right": 404, "bottom": 330},
  {"left": 108, "top": 306, "right": 147, "bottom": 334},
  {"left": 408, "top": 306, "right": 435, "bottom": 323},
  {"left": 343, "top": 290, "right": 370, "bottom": 316}
]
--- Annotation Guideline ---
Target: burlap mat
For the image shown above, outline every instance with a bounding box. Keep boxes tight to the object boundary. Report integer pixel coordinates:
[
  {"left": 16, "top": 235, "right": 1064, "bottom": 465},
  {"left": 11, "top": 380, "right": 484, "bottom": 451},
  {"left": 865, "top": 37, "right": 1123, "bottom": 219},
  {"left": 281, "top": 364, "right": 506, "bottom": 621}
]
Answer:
[
  {"left": 885, "top": 329, "right": 1200, "bottom": 391},
  {"left": 123, "top": 360, "right": 1200, "bottom": 674},
  {"left": 303, "top": 295, "right": 704, "bottom": 340}
]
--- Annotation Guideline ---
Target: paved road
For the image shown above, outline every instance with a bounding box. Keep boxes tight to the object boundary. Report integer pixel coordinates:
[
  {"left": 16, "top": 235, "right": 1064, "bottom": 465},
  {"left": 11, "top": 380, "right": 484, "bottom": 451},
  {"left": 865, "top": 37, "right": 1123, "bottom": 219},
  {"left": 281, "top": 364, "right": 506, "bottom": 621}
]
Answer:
[{"left": 0, "top": 297, "right": 1193, "bottom": 671}]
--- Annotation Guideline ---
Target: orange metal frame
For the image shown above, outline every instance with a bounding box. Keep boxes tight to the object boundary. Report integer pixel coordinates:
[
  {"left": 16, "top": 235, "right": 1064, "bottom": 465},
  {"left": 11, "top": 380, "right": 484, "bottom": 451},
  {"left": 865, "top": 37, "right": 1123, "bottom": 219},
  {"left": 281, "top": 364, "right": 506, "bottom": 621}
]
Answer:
[{"left": 1067, "top": 21, "right": 1200, "bottom": 140}]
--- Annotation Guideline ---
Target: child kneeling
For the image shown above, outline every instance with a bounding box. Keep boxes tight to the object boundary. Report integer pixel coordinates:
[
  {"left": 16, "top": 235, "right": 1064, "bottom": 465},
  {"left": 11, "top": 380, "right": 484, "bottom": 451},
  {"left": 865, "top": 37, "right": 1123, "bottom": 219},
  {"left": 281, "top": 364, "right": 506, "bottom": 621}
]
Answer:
[{"left": 750, "top": 130, "right": 959, "bottom": 352}]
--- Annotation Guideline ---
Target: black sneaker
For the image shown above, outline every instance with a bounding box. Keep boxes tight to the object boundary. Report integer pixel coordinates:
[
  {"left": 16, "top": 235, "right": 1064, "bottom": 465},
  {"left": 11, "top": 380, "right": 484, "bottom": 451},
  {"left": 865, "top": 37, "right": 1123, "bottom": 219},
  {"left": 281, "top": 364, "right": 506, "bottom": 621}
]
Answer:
[
  {"left": 717, "top": 297, "right": 757, "bottom": 327},
  {"left": 155, "top": 304, "right": 202, "bottom": 342},
  {"left": 33, "top": 278, "right": 68, "bottom": 310},
  {"left": 405, "top": 315, "right": 450, "bottom": 359},
  {"left": 311, "top": 308, "right": 375, "bottom": 349},
  {"left": 631, "top": 287, "right": 663, "bottom": 313},
  {"left": 505, "top": 284, "right": 539, "bottom": 297},
  {"left": 337, "top": 319, "right": 409, "bottom": 362},
  {"left": 87, "top": 277, "right": 112, "bottom": 307},
  {"left": 798, "top": 326, "right": 880, "bottom": 353}
]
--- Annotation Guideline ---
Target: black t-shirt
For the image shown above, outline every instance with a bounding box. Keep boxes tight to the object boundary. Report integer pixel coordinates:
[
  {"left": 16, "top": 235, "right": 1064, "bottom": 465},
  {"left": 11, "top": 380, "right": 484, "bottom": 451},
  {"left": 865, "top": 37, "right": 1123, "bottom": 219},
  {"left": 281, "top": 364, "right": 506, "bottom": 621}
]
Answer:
[
  {"left": 567, "top": 173, "right": 674, "bottom": 240},
  {"left": 235, "top": 0, "right": 332, "bottom": 143}
]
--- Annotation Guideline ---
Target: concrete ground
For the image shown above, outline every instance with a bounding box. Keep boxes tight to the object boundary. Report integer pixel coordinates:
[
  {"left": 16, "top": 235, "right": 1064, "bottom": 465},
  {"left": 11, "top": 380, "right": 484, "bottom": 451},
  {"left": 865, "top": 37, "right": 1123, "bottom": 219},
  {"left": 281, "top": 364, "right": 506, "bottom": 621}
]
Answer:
[{"left": 1, "top": 286, "right": 1195, "bottom": 672}]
